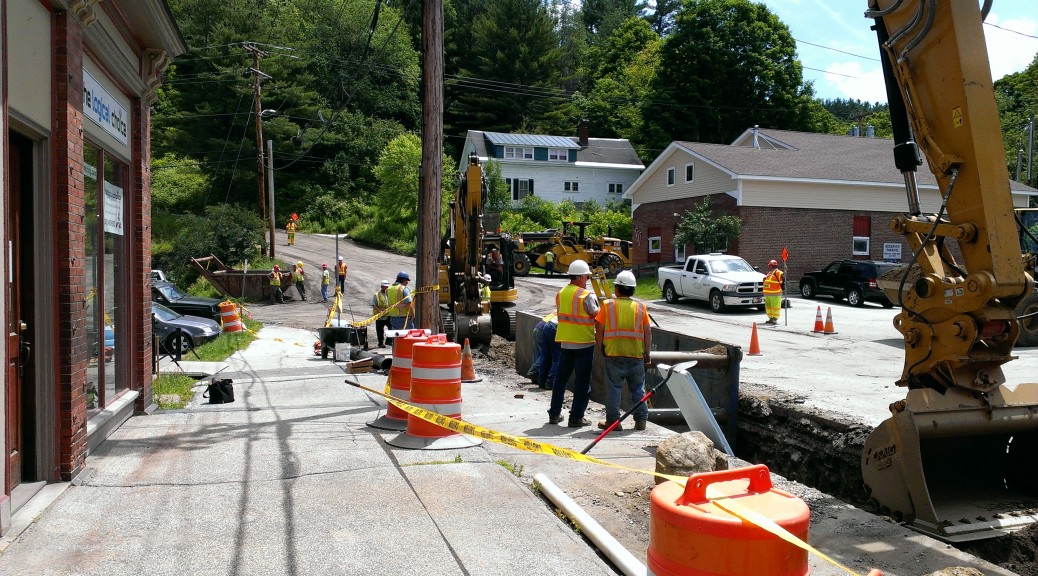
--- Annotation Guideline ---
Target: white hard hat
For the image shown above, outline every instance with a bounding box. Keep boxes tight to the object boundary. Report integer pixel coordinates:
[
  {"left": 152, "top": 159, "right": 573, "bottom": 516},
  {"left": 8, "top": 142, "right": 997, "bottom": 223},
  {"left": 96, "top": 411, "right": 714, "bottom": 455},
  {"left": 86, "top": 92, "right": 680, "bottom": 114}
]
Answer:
[
  {"left": 615, "top": 270, "right": 637, "bottom": 287},
  {"left": 483, "top": 274, "right": 491, "bottom": 282},
  {"left": 381, "top": 280, "right": 390, "bottom": 287},
  {"left": 567, "top": 260, "right": 591, "bottom": 275}
]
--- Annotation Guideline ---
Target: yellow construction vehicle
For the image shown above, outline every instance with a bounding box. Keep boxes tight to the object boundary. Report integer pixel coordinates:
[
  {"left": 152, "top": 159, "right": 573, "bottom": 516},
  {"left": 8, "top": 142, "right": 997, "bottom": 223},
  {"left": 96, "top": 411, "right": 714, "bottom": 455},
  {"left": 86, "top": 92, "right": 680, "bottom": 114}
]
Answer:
[
  {"left": 861, "top": 0, "right": 1038, "bottom": 542},
  {"left": 511, "top": 221, "right": 632, "bottom": 278},
  {"left": 438, "top": 155, "right": 518, "bottom": 345}
]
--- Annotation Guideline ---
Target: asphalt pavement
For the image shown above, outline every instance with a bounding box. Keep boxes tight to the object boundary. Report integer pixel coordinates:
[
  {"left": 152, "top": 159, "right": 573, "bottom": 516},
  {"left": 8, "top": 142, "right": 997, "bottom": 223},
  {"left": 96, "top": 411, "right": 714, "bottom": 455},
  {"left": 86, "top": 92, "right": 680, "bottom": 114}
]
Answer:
[{"left": 0, "top": 319, "right": 1016, "bottom": 576}]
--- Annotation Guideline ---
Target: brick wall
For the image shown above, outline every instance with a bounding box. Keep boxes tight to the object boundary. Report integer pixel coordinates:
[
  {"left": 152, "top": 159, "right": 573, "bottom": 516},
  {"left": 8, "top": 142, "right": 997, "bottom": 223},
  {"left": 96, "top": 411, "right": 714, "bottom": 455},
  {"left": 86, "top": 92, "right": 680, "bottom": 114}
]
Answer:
[
  {"left": 52, "top": 10, "right": 87, "bottom": 480},
  {"left": 131, "top": 98, "right": 154, "bottom": 413}
]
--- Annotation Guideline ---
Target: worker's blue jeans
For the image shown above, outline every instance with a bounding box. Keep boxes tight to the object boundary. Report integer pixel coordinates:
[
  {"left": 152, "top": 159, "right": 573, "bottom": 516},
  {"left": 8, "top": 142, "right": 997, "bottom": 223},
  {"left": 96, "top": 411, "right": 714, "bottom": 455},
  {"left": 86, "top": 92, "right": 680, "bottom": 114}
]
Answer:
[
  {"left": 548, "top": 345, "right": 594, "bottom": 423},
  {"left": 528, "top": 321, "right": 546, "bottom": 377},
  {"left": 603, "top": 357, "right": 648, "bottom": 423},
  {"left": 539, "top": 322, "right": 561, "bottom": 389}
]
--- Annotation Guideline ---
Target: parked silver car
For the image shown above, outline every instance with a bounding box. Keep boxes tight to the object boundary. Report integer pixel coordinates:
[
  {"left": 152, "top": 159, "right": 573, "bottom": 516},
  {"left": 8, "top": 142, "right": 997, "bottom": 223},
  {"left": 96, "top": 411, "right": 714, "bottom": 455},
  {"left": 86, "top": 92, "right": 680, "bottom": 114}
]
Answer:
[{"left": 152, "top": 302, "right": 221, "bottom": 355}]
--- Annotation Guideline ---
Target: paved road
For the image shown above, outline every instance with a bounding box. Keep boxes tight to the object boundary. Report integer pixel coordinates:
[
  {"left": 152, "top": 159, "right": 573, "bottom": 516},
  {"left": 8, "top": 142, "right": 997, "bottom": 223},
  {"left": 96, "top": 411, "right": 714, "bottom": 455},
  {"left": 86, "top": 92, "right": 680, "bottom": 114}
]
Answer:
[{"left": 268, "top": 230, "right": 1038, "bottom": 428}]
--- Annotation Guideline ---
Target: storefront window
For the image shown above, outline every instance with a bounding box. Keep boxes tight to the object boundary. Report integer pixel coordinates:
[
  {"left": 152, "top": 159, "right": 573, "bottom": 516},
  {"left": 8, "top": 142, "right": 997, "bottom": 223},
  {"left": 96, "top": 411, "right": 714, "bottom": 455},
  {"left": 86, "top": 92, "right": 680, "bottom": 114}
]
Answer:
[{"left": 84, "top": 142, "right": 128, "bottom": 414}]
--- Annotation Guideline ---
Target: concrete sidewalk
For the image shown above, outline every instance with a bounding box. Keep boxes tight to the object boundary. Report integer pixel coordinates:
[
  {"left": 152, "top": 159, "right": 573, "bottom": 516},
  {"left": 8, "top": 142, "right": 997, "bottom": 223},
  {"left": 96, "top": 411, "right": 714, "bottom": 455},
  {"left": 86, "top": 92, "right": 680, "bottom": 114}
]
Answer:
[{"left": 0, "top": 326, "right": 1014, "bottom": 576}]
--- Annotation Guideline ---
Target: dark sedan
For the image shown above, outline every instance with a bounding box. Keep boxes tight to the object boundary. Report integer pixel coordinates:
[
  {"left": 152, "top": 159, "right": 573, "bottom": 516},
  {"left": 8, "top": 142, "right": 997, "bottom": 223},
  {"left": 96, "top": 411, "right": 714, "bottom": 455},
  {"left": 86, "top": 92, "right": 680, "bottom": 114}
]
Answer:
[
  {"left": 153, "top": 302, "right": 221, "bottom": 355},
  {"left": 152, "top": 280, "right": 222, "bottom": 322}
]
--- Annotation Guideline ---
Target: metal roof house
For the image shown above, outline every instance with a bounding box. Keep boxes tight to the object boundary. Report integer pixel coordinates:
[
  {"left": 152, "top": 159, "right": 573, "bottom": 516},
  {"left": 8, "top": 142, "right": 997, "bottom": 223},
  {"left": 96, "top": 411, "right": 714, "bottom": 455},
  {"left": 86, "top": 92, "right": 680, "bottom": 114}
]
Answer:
[
  {"left": 458, "top": 122, "right": 644, "bottom": 207},
  {"left": 624, "top": 127, "right": 1038, "bottom": 283}
]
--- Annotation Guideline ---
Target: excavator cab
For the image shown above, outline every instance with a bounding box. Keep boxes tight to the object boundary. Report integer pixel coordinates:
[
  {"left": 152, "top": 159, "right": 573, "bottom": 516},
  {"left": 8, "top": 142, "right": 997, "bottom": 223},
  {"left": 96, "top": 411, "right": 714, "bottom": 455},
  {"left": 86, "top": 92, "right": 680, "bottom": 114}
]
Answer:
[{"left": 861, "top": 0, "right": 1038, "bottom": 542}]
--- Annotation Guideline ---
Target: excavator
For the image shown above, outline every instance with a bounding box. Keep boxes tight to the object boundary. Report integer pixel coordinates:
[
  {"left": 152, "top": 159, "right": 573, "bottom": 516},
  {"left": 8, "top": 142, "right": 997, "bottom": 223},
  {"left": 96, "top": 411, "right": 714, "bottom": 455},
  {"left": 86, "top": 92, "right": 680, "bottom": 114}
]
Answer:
[
  {"left": 860, "top": 0, "right": 1038, "bottom": 542},
  {"left": 439, "top": 155, "right": 518, "bottom": 345}
]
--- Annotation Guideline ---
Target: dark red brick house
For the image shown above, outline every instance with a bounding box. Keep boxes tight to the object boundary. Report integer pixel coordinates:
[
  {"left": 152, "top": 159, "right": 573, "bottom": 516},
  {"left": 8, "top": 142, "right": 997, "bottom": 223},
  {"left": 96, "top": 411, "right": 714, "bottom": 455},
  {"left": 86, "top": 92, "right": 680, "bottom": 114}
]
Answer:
[
  {"left": 625, "top": 127, "right": 1038, "bottom": 284},
  {"left": 1, "top": 0, "right": 184, "bottom": 534}
]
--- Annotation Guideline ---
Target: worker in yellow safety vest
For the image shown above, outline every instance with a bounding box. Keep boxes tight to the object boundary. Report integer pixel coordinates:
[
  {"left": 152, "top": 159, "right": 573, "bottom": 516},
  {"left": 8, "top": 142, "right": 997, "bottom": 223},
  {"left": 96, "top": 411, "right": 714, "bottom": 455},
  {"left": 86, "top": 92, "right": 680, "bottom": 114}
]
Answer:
[
  {"left": 594, "top": 270, "right": 651, "bottom": 431},
  {"left": 268, "top": 265, "right": 284, "bottom": 304},
  {"left": 547, "top": 260, "right": 599, "bottom": 428},
  {"left": 387, "top": 271, "right": 414, "bottom": 334},
  {"left": 480, "top": 274, "right": 492, "bottom": 304},
  {"left": 763, "top": 259, "right": 784, "bottom": 324},
  {"left": 286, "top": 219, "right": 297, "bottom": 246},
  {"left": 371, "top": 280, "right": 391, "bottom": 348},
  {"left": 336, "top": 256, "right": 348, "bottom": 294},
  {"left": 543, "top": 250, "right": 555, "bottom": 276},
  {"left": 292, "top": 261, "right": 307, "bottom": 301},
  {"left": 320, "top": 263, "right": 331, "bottom": 302}
]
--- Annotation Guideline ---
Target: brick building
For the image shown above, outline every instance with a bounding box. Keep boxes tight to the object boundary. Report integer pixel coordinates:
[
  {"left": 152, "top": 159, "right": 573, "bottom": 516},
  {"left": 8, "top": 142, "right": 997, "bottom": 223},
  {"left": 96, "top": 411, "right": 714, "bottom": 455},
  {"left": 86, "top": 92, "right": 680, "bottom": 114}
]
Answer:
[
  {"left": 1, "top": 0, "right": 184, "bottom": 534},
  {"left": 625, "top": 127, "right": 1038, "bottom": 285}
]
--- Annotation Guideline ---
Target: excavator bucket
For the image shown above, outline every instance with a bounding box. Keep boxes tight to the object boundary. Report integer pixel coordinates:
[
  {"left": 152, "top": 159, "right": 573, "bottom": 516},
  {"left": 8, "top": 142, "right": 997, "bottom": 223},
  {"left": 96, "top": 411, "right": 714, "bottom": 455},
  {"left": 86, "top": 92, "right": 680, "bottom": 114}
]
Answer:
[{"left": 862, "top": 385, "right": 1038, "bottom": 542}]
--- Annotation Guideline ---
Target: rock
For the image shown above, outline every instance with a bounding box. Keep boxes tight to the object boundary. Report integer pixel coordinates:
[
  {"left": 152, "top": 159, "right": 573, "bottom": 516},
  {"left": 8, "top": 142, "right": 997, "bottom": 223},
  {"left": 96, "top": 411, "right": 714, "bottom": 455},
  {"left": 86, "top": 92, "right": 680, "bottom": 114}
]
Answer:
[
  {"left": 924, "top": 569, "right": 985, "bottom": 576},
  {"left": 654, "top": 431, "right": 729, "bottom": 484}
]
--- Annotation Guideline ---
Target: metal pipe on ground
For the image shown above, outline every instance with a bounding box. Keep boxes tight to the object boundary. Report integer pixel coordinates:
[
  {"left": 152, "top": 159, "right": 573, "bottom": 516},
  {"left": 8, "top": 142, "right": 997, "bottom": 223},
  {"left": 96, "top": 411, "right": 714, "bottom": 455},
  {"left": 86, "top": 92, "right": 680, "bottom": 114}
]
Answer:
[
  {"left": 350, "top": 348, "right": 392, "bottom": 370},
  {"left": 533, "top": 473, "right": 647, "bottom": 576},
  {"left": 648, "top": 351, "right": 726, "bottom": 369}
]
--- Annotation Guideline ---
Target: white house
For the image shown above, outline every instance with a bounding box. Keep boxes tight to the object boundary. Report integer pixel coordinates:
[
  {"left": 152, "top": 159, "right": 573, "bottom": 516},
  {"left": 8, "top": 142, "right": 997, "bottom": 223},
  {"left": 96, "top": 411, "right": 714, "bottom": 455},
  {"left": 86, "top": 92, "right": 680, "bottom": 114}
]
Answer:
[{"left": 458, "top": 122, "right": 644, "bottom": 207}]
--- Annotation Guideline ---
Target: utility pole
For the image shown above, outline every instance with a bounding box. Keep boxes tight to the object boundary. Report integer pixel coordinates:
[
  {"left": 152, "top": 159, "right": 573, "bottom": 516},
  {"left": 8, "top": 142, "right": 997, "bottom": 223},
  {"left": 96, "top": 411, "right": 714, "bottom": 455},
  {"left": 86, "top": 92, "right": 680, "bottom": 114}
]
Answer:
[
  {"left": 1028, "top": 115, "right": 1034, "bottom": 188},
  {"left": 245, "top": 43, "right": 269, "bottom": 255},
  {"left": 266, "top": 139, "right": 276, "bottom": 259},
  {"left": 417, "top": 0, "right": 444, "bottom": 330}
]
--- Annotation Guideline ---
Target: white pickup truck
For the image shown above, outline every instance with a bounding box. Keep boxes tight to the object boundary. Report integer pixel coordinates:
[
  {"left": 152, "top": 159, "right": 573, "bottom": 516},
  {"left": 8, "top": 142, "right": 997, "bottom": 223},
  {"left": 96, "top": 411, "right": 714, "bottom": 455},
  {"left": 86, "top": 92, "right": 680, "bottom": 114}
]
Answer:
[{"left": 657, "top": 254, "right": 766, "bottom": 312}]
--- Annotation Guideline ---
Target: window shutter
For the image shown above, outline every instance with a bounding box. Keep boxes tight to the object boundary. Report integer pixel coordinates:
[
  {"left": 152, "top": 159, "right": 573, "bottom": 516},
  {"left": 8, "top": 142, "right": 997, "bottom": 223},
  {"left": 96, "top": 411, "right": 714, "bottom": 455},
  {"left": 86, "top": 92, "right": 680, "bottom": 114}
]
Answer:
[{"left": 528, "top": 179, "right": 534, "bottom": 194}]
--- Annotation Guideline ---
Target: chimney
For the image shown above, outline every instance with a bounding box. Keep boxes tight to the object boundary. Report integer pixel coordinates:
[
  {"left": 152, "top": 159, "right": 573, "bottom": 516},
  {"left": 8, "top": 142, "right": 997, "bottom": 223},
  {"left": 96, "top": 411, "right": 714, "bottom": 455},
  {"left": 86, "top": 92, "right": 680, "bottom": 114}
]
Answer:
[
  {"left": 866, "top": 124, "right": 875, "bottom": 138},
  {"left": 578, "top": 119, "right": 589, "bottom": 147},
  {"left": 752, "top": 125, "right": 759, "bottom": 149}
]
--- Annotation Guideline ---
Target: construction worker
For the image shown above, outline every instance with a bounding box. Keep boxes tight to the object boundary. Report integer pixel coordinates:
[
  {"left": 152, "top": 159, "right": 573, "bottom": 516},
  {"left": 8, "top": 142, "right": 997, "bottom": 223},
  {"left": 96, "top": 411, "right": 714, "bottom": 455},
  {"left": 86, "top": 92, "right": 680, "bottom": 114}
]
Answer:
[
  {"left": 547, "top": 260, "right": 600, "bottom": 428},
  {"left": 320, "top": 263, "right": 331, "bottom": 302},
  {"left": 526, "top": 311, "right": 559, "bottom": 388},
  {"left": 387, "top": 271, "right": 414, "bottom": 332},
  {"left": 286, "top": 219, "right": 297, "bottom": 246},
  {"left": 371, "top": 280, "right": 391, "bottom": 348},
  {"left": 293, "top": 261, "right": 307, "bottom": 301},
  {"left": 336, "top": 256, "right": 348, "bottom": 294},
  {"left": 268, "top": 265, "right": 284, "bottom": 304},
  {"left": 543, "top": 249, "right": 555, "bottom": 276},
  {"left": 485, "top": 247, "right": 504, "bottom": 284},
  {"left": 763, "top": 259, "right": 784, "bottom": 324},
  {"left": 594, "top": 270, "right": 651, "bottom": 431},
  {"left": 480, "top": 274, "right": 492, "bottom": 305}
]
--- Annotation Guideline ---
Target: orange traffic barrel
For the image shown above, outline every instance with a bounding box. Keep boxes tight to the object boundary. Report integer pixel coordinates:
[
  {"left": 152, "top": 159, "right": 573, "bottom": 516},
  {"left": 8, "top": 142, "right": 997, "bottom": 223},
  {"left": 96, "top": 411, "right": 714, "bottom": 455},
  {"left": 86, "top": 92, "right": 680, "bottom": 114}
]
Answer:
[
  {"left": 387, "top": 335, "right": 482, "bottom": 450},
  {"left": 219, "top": 301, "right": 242, "bottom": 333},
  {"left": 368, "top": 329, "right": 429, "bottom": 431},
  {"left": 648, "top": 464, "right": 809, "bottom": 576}
]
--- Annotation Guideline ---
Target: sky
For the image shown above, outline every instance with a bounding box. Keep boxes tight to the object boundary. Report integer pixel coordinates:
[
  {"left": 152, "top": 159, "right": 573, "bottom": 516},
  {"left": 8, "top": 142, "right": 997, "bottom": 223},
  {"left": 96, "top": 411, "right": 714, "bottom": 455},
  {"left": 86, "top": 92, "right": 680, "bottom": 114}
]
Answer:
[{"left": 758, "top": 0, "right": 1038, "bottom": 103}]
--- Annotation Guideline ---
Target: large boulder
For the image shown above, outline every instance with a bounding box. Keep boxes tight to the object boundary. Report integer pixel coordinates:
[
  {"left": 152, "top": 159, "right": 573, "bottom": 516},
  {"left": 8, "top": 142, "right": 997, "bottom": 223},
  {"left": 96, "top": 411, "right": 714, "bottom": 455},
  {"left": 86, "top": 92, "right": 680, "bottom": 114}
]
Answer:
[{"left": 654, "top": 431, "right": 729, "bottom": 484}]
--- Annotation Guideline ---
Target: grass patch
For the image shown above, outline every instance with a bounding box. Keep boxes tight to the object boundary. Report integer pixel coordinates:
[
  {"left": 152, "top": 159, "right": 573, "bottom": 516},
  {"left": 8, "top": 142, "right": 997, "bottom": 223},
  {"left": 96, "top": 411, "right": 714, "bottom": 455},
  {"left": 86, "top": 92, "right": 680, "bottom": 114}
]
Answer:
[
  {"left": 153, "top": 373, "right": 199, "bottom": 409},
  {"left": 187, "top": 317, "right": 261, "bottom": 361},
  {"left": 496, "top": 460, "right": 524, "bottom": 478},
  {"left": 634, "top": 275, "right": 661, "bottom": 301},
  {"left": 400, "top": 455, "right": 463, "bottom": 467}
]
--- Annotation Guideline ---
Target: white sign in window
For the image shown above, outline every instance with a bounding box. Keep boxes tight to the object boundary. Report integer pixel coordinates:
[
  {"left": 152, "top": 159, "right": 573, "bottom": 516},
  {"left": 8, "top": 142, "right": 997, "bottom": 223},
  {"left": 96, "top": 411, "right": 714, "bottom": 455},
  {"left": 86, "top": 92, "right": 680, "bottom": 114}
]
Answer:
[
  {"left": 103, "top": 180, "right": 124, "bottom": 235},
  {"left": 83, "top": 70, "right": 129, "bottom": 145},
  {"left": 648, "top": 236, "right": 662, "bottom": 254},
  {"left": 852, "top": 236, "right": 870, "bottom": 256}
]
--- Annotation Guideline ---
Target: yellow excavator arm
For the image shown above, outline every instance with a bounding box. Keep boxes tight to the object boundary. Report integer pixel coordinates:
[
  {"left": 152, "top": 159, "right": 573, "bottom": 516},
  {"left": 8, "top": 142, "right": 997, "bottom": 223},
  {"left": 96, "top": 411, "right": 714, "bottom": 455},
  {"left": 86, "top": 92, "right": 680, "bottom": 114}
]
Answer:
[{"left": 861, "top": 0, "right": 1038, "bottom": 543}]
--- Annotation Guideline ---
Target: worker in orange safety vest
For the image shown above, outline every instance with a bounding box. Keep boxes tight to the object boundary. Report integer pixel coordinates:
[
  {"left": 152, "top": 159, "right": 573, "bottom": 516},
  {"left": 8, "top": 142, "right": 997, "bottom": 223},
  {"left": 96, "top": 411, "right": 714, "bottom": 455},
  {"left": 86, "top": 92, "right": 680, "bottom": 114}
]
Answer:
[
  {"left": 594, "top": 270, "right": 651, "bottom": 431},
  {"left": 763, "top": 259, "right": 784, "bottom": 324}
]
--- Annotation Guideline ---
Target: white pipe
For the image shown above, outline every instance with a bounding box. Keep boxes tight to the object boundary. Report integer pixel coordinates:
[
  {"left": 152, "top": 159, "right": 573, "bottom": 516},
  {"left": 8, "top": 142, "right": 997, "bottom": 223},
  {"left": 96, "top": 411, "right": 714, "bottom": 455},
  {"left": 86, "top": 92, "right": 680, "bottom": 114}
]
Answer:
[{"left": 533, "top": 473, "right": 647, "bottom": 576}]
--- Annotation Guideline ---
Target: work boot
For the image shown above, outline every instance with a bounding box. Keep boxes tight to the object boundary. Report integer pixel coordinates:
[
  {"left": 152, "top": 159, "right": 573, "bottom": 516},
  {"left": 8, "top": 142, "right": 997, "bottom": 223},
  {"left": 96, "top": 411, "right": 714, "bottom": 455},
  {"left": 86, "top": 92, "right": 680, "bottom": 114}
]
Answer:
[
  {"left": 634, "top": 420, "right": 647, "bottom": 431},
  {"left": 547, "top": 414, "right": 563, "bottom": 425},
  {"left": 568, "top": 417, "right": 591, "bottom": 428},
  {"left": 597, "top": 419, "right": 622, "bottom": 431}
]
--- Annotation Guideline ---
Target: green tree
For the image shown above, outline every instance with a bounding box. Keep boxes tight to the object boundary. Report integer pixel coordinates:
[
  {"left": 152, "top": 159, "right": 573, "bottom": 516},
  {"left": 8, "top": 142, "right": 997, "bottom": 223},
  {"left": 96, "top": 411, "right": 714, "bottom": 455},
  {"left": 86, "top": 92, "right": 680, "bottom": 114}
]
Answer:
[
  {"left": 645, "top": 0, "right": 681, "bottom": 35},
  {"left": 373, "top": 133, "right": 459, "bottom": 226},
  {"left": 640, "top": 0, "right": 815, "bottom": 150},
  {"left": 151, "top": 154, "right": 212, "bottom": 213},
  {"left": 996, "top": 54, "right": 1038, "bottom": 185},
  {"left": 674, "top": 199, "right": 741, "bottom": 253}
]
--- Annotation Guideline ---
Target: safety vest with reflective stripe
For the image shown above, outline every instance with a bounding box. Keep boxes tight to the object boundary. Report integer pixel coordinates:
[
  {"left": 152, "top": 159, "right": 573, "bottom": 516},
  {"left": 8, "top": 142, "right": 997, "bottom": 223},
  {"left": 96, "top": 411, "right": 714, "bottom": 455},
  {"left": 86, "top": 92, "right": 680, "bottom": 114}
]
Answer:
[
  {"left": 269, "top": 270, "right": 281, "bottom": 286},
  {"left": 388, "top": 284, "right": 411, "bottom": 316},
  {"left": 372, "top": 290, "right": 389, "bottom": 314},
  {"left": 600, "top": 298, "right": 648, "bottom": 358},
  {"left": 293, "top": 268, "right": 304, "bottom": 282},
  {"left": 764, "top": 269, "right": 784, "bottom": 295},
  {"left": 555, "top": 284, "right": 595, "bottom": 344},
  {"left": 541, "top": 311, "right": 557, "bottom": 323},
  {"left": 337, "top": 261, "right": 347, "bottom": 276}
]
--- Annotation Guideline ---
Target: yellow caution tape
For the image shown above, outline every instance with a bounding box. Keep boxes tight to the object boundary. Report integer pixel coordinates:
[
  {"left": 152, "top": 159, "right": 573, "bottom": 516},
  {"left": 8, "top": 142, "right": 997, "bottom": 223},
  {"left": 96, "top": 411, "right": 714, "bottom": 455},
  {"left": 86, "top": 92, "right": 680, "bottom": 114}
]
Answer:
[
  {"left": 347, "top": 379, "right": 876, "bottom": 576},
  {"left": 325, "top": 285, "right": 441, "bottom": 329}
]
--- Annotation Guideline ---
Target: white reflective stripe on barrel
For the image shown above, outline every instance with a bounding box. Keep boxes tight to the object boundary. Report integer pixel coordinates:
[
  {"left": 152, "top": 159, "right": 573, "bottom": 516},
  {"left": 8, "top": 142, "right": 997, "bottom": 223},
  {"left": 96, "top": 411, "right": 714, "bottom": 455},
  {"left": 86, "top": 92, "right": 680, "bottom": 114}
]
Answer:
[
  {"left": 389, "top": 390, "right": 410, "bottom": 401},
  {"left": 393, "top": 357, "right": 412, "bottom": 369},
  {"left": 409, "top": 401, "right": 462, "bottom": 415},
  {"left": 410, "top": 366, "right": 462, "bottom": 380}
]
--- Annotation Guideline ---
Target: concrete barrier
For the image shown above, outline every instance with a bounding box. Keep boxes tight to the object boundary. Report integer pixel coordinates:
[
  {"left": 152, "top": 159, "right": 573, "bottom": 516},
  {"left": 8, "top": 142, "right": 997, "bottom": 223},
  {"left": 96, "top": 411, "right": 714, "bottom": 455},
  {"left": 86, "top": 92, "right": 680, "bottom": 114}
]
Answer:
[{"left": 515, "top": 310, "right": 741, "bottom": 446}]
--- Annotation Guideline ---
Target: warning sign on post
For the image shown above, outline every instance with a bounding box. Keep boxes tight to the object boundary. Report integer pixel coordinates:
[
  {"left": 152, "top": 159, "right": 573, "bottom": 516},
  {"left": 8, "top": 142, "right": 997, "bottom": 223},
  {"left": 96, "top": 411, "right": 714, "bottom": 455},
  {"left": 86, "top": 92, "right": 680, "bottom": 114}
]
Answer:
[{"left": 883, "top": 243, "right": 902, "bottom": 261}]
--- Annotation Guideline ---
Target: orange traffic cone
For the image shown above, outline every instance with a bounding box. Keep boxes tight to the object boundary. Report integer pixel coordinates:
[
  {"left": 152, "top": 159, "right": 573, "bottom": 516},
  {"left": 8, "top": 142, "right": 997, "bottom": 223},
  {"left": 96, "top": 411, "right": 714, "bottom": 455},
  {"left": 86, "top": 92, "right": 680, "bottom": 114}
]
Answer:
[
  {"left": 822, "top": 307, "right": 838, "bottom": 334},
  {"left": 748, "top": 323, "right": 763, "bottom": 356},
  {"left": 461, "top": 338, "right": 482, "bottom": 383},
  {"left": 811, "top": 306, "right": 825, "bottom": 333}
]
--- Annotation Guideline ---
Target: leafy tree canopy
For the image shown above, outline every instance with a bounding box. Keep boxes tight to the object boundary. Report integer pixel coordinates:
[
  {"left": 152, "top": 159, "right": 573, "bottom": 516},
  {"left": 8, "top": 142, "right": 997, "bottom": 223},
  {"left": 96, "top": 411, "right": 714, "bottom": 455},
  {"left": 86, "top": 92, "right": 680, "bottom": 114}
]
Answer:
[{"left": 674, "top": 198, "right": 741, "bottom": 253}]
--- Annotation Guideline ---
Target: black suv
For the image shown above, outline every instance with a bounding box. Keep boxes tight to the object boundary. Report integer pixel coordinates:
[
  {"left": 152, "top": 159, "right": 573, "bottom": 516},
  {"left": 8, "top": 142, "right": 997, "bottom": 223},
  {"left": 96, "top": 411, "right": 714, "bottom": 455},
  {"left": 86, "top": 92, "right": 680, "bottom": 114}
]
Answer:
[
  {"left": 798, "top": 260, "right": 900, "bottom": 308},
  {"left": 151, "top": 280, "right": 222, "bottom": 322}
]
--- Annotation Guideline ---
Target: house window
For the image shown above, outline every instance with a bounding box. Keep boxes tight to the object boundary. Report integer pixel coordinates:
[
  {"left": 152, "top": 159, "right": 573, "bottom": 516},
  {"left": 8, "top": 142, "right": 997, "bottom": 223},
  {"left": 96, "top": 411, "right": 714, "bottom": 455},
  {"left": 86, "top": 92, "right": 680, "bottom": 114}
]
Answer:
[
  {"left": 852, "top": 236, "right": 871, "bottom": 256},
  {"left": 548, "top": 148, "right": 567, "bottom": 161},
  {"left": 667, "top": 167, "right": 675, "bottom": 187},
  {"left": 506, "top": 177, "right": 534, "bottom": 201},
  {"left": 685, "top": 163, "right": 695, "bottom": 183},
  {"left": 564, "top": 181, "right": 579, "bottom": 193},
  {"left": 648, "top": 236, "right": 662, "bottom": 254},
  {"left": 504, "top": 146, "right": 534, "bottom": 159},
  {"left": 852, "top": 215, "right": 871, "bottom": 256},
  {"left": 608, "top": 182, "right": 623, "bottom": 195},
  {"left": 674, "top": 242, "right": 686, "bottom": 261}
]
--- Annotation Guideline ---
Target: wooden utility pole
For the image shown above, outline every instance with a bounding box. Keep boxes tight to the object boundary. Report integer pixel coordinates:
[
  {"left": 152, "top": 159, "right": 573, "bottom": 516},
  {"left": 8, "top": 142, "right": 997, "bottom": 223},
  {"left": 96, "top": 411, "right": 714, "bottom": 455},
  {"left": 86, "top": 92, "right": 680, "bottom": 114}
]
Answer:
[
  {"left": 417, "top": 0, "right": 444, "bottom": 330},
  {"left": 245, "top": 43, "right": 269, "bottom": 255}
]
